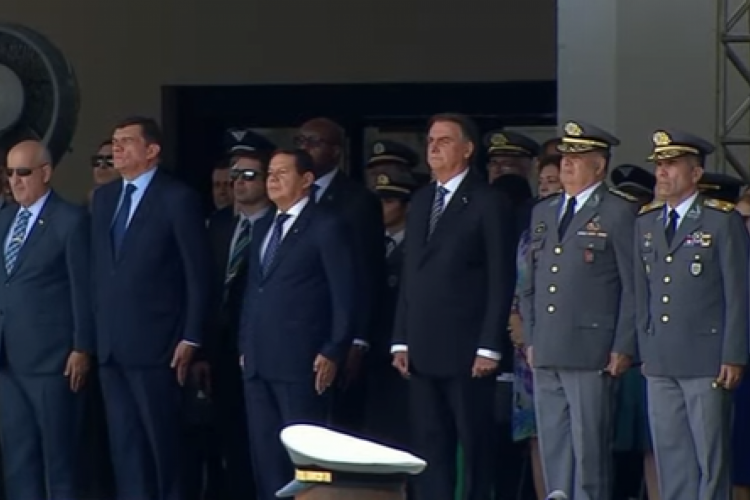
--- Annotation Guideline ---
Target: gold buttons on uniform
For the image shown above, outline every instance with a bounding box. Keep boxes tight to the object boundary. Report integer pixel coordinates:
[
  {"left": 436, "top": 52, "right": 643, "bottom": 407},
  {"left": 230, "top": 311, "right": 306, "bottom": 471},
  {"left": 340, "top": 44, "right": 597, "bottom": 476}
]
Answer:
[
  {"left": 665, "top": 255, "right": 673, "bottom": 263},
  {"left": 548, "top": 285, "right": 557, "bottom": 293},
  {"left": 547, "top": 305, "right": 556, "bottom": 314},
  {"left": 663, "top": 276, "right": 671, "bottom": 284},
  {"left": 551, "top": 265, "right": 559, "bottom": 273},
  {"left": 662, "top": 295, "right": 670, "bottom": 304},
  {"left": 661, "top": 315, "right": 669, "bottom": 323},
  {"left": 554, "top": 246, "right": 563, "bottom": 255}
]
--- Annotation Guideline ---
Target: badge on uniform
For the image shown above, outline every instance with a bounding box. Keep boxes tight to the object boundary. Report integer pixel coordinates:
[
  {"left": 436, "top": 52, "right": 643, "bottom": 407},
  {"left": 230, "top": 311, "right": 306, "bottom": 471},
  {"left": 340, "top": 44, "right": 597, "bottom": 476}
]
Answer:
[
  {"left": 584, "top": 249, "right": 595, "bottom": 263},
  {"left": 690, "top": 255, "right": 702, "bottom": 276},
  {"left": 585, "top": 216, "right": 601, "bottom": 232},
  {"left": 535, "top": 222, "right": 546, "bottom": 234},
  {"left": 643, "top": 232, "right": 652, "bottom": 248}
]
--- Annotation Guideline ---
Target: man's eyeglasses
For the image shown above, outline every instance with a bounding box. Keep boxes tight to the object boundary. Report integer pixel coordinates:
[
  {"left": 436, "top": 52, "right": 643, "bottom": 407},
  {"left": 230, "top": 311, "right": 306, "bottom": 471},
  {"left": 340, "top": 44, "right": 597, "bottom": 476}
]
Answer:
[
  {"left": 230, "top": 169, "right": 262, "bottom": 182},
  {"left": 91, "top": 155, "right": 114, "bottom": 168}
]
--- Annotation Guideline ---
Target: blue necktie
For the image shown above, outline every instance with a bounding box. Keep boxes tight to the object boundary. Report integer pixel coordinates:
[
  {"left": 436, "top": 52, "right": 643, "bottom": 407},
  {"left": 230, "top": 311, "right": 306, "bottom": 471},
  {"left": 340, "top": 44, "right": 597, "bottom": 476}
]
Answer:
[
  {"left": 111, "top": 183, "right": 137, "bottom": 256},
  {"left": 5, "top": 209, "right": 31, "bottom": 274},
  {"left": 428, "top": 186, "right": 449, "bottom": 238},
  {"left": 261, "top": 213, "right": 290, "bottom": 275}
]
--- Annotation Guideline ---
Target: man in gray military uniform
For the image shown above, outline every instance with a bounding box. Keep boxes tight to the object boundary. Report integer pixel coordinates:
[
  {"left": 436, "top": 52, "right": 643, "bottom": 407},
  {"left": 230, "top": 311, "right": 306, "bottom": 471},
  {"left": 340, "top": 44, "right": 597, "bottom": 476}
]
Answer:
[
  {"left": 520, "top": 120, "right": 638, "bottom": 500},
  {"left": 634, "top": 129, "right": 749, "bottom": 500}
]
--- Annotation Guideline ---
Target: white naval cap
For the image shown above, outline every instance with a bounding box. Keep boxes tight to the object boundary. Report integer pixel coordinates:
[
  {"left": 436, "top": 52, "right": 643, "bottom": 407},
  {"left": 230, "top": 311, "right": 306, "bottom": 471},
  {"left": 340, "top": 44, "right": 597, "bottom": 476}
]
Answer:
[{"left": 275, "top": 424, "right": 427, "bottom": 498}]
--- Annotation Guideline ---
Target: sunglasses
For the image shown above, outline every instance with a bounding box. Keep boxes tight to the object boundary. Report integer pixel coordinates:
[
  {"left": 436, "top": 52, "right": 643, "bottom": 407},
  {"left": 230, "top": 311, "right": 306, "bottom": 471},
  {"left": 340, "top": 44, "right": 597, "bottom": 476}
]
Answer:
[
  {"left": 230, "top": 169, "right": 262, "bottom": 182},
  {"left": 91, "top": 155, "right": 114, "bottom": 168},
  {"left": 6, "top": 167, "right": 37, "bottom": 177}
]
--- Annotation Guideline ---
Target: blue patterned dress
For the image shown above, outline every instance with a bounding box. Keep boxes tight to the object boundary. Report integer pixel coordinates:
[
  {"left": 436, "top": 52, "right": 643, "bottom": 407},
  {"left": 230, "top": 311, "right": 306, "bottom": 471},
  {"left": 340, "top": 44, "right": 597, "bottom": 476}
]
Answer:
[{"left": 512, "top": 229, "right": 536, "bottom": 442}]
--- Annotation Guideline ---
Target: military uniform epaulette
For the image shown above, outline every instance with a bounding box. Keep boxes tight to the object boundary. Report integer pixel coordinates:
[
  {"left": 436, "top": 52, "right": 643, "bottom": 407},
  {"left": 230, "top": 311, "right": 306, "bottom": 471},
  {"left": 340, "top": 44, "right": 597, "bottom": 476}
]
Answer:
[
  {"left": 608, "top": 187, "right": 638, "bottom": 203},
  {"left": 638, "top": 200, "right": 665, "bottom": 216},
  {"left": 703, "top": 197, "right": 735, "bottom": 213}
]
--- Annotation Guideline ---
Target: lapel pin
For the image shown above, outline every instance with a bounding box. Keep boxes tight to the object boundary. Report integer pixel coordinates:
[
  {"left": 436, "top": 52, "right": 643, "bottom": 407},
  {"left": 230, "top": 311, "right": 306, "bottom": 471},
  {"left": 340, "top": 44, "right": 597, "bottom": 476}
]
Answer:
[
  {"left": 38, "top": 219, "right": 44, "bottom": 225},
  {"left": 462, "top": 196, "right": 469, "bottom": 205}
]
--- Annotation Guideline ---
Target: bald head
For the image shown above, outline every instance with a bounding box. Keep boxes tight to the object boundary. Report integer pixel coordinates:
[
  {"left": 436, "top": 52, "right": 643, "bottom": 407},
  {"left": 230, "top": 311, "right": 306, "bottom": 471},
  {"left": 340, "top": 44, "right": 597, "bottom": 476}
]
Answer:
[
  {"left": 297, "top": 118, "right": 345, "bottom": 175},
  {"left": 6, "top": 140, "right": 53, "bottom": 207}
]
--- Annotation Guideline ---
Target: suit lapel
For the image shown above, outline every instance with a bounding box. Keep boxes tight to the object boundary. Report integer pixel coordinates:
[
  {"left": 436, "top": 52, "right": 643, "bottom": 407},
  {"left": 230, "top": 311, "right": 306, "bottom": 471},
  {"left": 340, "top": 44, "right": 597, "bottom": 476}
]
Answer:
[
  {"left": 561, "top": 184, "right": 607, "bottom": 244},
  {"left": 317, "top": 170, "right": 345, "bottom": 207},
  {"left": 262, "top": 202, "right": 315, "bottom": 281},
  {"left": 9, "top": 192, "right": 55, "bottom": 278},
  {"left": 668, "top": 197, "right": 704, "bottom": 253},
  {"left": 248, "top": 211, "right": 273, "bottom": 283},
  {"left": 0, "top": 205, "right": 16, "bottom": 278},
  {"left": 653, "top": 208, "right": 670, "bottom": 255}
]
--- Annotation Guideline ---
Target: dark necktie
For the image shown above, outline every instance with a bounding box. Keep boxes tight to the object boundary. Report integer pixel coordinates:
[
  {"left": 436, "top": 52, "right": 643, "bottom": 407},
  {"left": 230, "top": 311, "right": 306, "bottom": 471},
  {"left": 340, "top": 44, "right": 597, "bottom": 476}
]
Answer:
[
  {"left": 226, "top": 218, "right": 251, "bottom": 284},
  {"left": 428, "top": 186, "right": 449, "bottom": 238},
  {"left": 111, "top": 183, "right": 137, "bottom": 256},
  {"left": 557, "top": 196, "right": 577, "bottom": 240},
  {"left": 385, "top": 235, "right": 396, "bottom": 256},
  {"left": 665, "top": 209, "right": 679, "bottom": 246},
  {"left": 261, "top": 213, "right": 291, "bottom": 275}
]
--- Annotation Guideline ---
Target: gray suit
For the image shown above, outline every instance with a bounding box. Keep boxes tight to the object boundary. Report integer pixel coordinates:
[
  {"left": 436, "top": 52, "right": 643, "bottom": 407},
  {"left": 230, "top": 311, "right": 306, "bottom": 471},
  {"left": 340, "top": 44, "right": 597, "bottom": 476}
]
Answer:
[
  {"left": 520, "top": 182, "right": 637, "bottom": 500},
  {"left": 634, "top": 195, "right": 749, "bottom": 500}
]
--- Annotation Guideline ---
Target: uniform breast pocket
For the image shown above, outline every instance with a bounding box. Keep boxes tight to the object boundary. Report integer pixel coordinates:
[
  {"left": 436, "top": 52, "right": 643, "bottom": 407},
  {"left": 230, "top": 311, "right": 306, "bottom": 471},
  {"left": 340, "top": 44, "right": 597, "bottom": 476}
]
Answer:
[
  {"left": 576, "top": 235, "right": 607, "bottom": 263},
  {"left": 682, "top": 247, "right": 714, "bottom": 278},
  {"left": 530, "top": 236, "right": 545, "bottom": 261}
]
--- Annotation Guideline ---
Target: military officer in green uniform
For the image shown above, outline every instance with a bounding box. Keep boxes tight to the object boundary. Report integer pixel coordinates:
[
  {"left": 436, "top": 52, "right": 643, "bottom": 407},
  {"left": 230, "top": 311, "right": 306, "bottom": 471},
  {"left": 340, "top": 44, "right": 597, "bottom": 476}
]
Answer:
[
  {"left": 520, "top": 120, "right": 639, "bottom": 500},
  {"left": 635, "top": 129, "right": 749, "bottom": 500}
]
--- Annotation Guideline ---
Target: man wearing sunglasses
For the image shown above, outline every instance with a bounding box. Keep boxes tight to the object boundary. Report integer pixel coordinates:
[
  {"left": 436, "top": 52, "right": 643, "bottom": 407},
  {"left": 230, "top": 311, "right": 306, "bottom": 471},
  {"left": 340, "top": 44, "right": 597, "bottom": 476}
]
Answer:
[
  {"left": 200, "top": 131, "right": 275, "bottom": 500},
  {"left": 0, "top": 140, "right": 94, "bottom": 500},
  {"left": 86, "top": 140, "right": 119, "bottom": 207}
]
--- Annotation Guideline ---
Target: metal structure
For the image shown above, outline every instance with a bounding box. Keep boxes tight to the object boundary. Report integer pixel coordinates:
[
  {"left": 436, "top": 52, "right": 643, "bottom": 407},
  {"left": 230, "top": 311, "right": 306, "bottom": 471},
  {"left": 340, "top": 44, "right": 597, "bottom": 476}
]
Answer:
[{"left": 717, "top": 0, "right": 750, "bottom": 181}]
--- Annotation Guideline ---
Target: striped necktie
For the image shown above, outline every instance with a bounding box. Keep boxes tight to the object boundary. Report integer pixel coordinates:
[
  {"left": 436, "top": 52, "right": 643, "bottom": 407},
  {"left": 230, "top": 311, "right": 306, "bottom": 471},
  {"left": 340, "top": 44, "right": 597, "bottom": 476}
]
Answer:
[
  {"left": 261, "top": 213, "right": 291, "bottom": 275},
  {"left": 428, "top": 186, "right": 449, "bottom": 238},
  {"left": 5, "top": 209, "right": 31, "bottom": 274},
  {"left": 226, "top": 218, "right": 251, "bottom": 285}
]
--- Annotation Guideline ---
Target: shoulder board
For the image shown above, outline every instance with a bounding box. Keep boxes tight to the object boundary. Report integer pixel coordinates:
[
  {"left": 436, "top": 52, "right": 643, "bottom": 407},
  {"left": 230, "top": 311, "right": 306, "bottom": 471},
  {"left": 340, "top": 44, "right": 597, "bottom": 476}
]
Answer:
[
  {"left": 535, "top": 191, "right": 562, "bottom": 205},
  {"left": 703, "top": 197, "right": 735, "bottom": 213},
  {"left": 638, "top": 200, "right": 665, "bottom": 216},
  {"left": 608, "top": 187, "right": 638, "bottom": 203}
]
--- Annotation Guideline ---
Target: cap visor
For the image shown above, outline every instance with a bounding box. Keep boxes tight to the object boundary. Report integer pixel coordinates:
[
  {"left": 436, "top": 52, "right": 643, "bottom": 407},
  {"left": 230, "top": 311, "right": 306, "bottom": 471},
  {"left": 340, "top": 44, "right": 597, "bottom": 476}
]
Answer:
[{"left": 276, "top": 480, "right": 312, "bottom": 498}]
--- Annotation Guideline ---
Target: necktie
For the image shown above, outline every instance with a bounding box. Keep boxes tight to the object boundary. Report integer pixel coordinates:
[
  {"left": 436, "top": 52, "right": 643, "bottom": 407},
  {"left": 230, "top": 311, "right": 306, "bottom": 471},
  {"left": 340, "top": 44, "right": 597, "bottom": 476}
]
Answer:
[
  {"left": 428, "top": 186, "right": 449, "bottom": 238},
  {"left": 385, "top": 235, "right": 397, "bottom": 256},
  {"left": 226, "top": 218, "right": 251, "bottom": 284},
  {"left": 5, "top": 209, "right": 31, "bottom": 274},
  {"left": 261, "top": 213, "right": 291, "bottom": 275},
  {"left": 665, "top": 209, "right": 679, "bottom": 246},
  {"left": 557, "top": 196, "right": 577, "bottom": 240},
  {"left": 111, "top": 183, "right": 137, "bottom": 256}
]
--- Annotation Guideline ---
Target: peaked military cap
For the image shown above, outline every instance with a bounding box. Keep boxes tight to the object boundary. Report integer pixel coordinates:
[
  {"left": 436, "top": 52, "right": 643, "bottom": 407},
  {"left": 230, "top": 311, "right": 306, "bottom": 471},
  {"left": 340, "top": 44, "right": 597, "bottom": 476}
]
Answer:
[
  {"left": 557, "top": 120, "right": 620, "bottom": 154},
  {"left": 647, "top": 129, "right": 715, "bottom": 162},
  {"left": 611, "top": 164, "right": 656, "bottom": 199},
  {"left": 367, "top": 140, "right": 419, "bottom": 169},
  {"left": 698, "top": 172, "right": 745, "bottom": 204},
  {"left": 224, "top": 127, "right": 276, "bottom": 156},
  {"left": 484, "top": 130, "right": 540, "bottom": 158},
  {"left": 374, "top": 171, "right": 417, "bottom": 201},
  {"left": 276, "top": 424, "right": 426, "bottom": 498}
]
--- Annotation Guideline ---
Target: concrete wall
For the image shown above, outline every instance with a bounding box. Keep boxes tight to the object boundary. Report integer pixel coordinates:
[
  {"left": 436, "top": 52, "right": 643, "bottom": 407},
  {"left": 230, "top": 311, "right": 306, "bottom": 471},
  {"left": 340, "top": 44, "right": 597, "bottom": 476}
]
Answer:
[{"left": 4, "top": 0, "right": 556, "bottom": 199}]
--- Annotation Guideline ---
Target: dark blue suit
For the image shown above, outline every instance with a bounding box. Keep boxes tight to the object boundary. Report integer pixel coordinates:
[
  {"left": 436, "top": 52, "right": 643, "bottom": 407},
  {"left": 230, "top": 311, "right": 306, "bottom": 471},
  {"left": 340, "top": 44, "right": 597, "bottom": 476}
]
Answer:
[
  {"left": 0, "top": 192, "right": 94, "bottom": 500},
  {"left": 239, "top": 198, "right": 355, "bottom": 500},
  {"left": 91, "top": 169, "right": 211, "bottom": 500}
]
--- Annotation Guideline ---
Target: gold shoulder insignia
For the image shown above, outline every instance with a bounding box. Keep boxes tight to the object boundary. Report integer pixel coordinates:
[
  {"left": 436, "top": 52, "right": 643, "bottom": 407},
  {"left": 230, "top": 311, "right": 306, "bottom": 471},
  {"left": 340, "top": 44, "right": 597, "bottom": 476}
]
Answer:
[
  {"left": 703, "top": 197, "right": 735, "bottom": 213},
  {"left": 608, "top": 187, "right": 638, "bottom": 203},
  {"left": 638, "top": 200, "right": 665, "bottom": 216}
]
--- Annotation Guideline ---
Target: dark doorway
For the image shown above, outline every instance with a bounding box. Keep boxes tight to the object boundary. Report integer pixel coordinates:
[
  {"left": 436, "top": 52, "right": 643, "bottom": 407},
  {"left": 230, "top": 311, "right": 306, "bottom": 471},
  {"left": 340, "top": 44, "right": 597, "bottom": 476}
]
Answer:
[{"left": 161, "top": 81, "right": 556, "bottom": 210}]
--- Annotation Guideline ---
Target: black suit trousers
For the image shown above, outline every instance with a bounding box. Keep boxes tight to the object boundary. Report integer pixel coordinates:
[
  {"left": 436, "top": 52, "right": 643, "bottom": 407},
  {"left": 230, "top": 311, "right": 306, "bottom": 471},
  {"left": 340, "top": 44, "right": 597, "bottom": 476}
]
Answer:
[
  {"left": 0, "top": 369, "right": 83, "bottom": 500},
  {"left": 409, "top": 368, "right": 495, "bottom": 500}
]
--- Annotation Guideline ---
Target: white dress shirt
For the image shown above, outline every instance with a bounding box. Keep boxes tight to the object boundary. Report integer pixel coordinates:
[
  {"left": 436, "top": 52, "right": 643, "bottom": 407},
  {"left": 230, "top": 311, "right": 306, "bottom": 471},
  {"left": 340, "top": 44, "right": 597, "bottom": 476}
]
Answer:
[
  {"left": 559, "top": 182, "right": 602, "bottom": 219},
  {"left": 391, "top": 168, "right": 501, "bottom": 361},
  {"left": 116, "top": 167, "right": 157, "bottom": 226}
]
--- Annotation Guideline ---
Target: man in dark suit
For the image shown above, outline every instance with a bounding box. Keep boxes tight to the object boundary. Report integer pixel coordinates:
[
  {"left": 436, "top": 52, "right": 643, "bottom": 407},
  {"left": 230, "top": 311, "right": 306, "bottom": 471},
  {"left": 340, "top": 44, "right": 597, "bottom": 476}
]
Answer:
[
  {"left": 296, "top": 118, "right": 385, "bottom": 431},
  {"left": 200, "top": 131, "right": 275, "bottom": 500},
  {"left": 239, "top": 148, "right": 355, "bottom": 500},
  {"left": 90, "top": 116, "right": 211, "bottom": 500},
  {"left": 0, "top": 140, "right": 93, "bottom": 500},
  {"left": 392, "top": 113, "right": 516, "bottom": 500}
]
